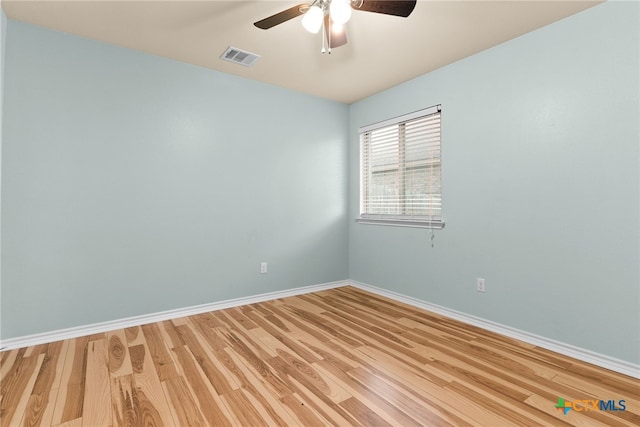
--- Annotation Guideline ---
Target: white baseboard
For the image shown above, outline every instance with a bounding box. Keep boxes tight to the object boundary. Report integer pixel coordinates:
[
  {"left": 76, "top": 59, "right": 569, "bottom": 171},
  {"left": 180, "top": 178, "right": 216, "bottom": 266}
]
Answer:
[
  {"left": 0, "top": 280, "right": 347, "bottom": 351},
  {"left": 348, "top": 280, "right": 640, "bottom": 379},
  {"left": 3, "top": 279, "right": 638, "bottom": 379}
]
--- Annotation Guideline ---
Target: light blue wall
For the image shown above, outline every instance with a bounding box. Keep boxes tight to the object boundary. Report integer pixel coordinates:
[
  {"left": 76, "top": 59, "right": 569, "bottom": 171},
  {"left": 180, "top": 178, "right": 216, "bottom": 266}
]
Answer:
[
  {"left": 0, "top": 9, "right": 6, "bottom": 340},
  {"left": 1, "top": 20, "right": 349, "bottom": 339},
  {"left": 349, "top": 1, "right": 640, "bottom": 364}
]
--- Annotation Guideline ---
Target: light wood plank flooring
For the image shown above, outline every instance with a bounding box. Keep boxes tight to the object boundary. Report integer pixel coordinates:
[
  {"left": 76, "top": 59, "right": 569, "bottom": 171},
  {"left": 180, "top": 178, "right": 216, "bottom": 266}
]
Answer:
[{"left": 1, "top": 286, "right": 638, "bottom": 426}]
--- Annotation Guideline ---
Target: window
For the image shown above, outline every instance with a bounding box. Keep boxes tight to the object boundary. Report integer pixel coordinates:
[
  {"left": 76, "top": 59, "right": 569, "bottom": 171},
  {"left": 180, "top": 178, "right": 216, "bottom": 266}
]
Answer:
[{"left": 358, "top": 105, "right": 443, "bottom": 228}]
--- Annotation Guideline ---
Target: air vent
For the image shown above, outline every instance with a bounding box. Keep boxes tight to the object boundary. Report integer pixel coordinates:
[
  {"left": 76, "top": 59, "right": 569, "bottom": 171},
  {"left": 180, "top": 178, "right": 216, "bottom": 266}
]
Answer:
[{"left": 220, "top": 46, "right": 260, "bottom": 67}]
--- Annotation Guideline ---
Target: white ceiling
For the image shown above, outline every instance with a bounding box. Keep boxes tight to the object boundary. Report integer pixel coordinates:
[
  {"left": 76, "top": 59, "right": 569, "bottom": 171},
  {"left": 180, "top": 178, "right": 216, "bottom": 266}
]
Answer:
[{"left": 2, "top": 0, "right": 602, "bottom": 104}]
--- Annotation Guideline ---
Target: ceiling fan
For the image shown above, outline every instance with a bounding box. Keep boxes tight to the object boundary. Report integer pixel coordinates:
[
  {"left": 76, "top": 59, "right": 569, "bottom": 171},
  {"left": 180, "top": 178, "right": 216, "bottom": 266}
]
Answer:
[{"left": 254, "top": 0, "right": 417, "bottom": 53}]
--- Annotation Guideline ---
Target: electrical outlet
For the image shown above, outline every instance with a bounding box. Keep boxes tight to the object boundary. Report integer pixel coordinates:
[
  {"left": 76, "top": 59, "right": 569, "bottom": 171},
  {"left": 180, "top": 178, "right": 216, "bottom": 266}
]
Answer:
[
  {"left": 260, "top": 262, "right": 268, "bottom": 274},
  {"left": 477, "top": 278, "right": 486, "bottom": 292}
]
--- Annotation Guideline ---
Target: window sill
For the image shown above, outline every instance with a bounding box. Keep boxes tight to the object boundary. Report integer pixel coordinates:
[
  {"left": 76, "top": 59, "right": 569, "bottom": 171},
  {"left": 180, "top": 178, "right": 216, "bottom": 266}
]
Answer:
[{"left": 355, "top": 217, "right": 445, "bottom": 229}]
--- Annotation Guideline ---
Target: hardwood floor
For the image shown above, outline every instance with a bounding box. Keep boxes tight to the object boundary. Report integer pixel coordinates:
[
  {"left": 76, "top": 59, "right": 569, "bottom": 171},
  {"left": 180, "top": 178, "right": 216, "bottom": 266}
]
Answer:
[{"left": 1, "top": 286, "right": 638, "bottom": 426}]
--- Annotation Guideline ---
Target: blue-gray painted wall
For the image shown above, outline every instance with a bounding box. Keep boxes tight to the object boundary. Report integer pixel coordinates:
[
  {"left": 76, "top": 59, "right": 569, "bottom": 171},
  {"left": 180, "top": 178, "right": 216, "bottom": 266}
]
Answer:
[
  {"left": 349, "top": 1, "right": 639, "bottom": 364},
  {"left": 1, "top": 20, "right": 349, "bottom": 338},
  {"left": 1, "top": 9, "right": 6, "bottom": 340}
]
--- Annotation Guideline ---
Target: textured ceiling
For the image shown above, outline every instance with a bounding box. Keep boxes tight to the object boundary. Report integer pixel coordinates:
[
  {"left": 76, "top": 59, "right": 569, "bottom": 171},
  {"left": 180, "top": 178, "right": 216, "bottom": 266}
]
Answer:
[{"left": 2, "top": 0, "right": 603, "bottom": 103}]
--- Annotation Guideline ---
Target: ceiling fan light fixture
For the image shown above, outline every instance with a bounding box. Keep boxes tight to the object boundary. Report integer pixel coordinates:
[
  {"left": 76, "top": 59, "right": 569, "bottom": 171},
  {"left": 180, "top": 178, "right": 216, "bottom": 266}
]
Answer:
[
  {"left": 302, "top": 5, "right": 324, "bottom": 33},
  {"left": 330, "top": 0, "right": 352, "bottom": 24},
  {"left": 254, "top": 0, "right": 417, "bottom": 53},
  {"left": 332, "top": 21, "right": 345, "bottom": 35}
]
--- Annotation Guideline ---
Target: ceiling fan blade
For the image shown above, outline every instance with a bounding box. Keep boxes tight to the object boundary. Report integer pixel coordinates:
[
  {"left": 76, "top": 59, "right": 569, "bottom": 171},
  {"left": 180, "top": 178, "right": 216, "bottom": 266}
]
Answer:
[
  {"left": 254, "top": 4, "right": 309, "bottom": 29},
  {"left": 324, "top": 15, "right": 348, "bottom": 48},
  {"left": 352, "top": 0, "right": 416, "bottom": 17}
]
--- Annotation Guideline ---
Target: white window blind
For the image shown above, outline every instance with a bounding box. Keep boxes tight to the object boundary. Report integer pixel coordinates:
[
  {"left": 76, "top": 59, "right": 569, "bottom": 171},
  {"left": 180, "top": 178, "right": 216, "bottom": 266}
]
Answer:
[{"left": 358, "top": 105, "right": 443, "bottom": 229}]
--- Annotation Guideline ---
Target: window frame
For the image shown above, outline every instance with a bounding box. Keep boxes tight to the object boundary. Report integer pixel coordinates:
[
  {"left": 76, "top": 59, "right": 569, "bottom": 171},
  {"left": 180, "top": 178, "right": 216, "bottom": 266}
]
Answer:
[{"left": 357, "top": 105, "right": 444, "bottom": 229}]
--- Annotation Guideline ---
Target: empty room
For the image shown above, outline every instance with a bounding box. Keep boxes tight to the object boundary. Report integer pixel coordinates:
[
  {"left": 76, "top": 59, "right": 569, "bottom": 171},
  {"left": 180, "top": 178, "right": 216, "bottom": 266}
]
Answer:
[{"left": 0, "top": 0, "right": 638, "bottom": 426}]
